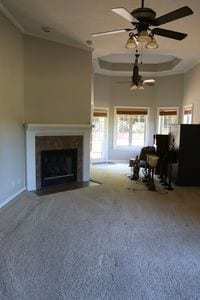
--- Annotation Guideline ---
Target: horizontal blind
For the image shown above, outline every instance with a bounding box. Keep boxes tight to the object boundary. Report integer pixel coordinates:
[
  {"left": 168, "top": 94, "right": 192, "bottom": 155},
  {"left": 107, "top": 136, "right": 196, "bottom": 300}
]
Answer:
[
  {"left": 183, "top": 108, "right": 192, "bottom": 115},
  {"left": 116, "top": 108, "right": 148, "bottom": 115},
  {"left": 93, "top": 110, "right": 108, "bottom": 117},
  {"left": 159, "top": 109, "right": 177, "bottom": 116}
]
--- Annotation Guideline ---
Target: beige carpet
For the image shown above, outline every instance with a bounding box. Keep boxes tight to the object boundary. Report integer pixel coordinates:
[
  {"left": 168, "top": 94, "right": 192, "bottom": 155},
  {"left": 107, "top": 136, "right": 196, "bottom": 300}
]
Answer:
[{"left": 1, "top": 163, "right": 200, "bottom": 299}]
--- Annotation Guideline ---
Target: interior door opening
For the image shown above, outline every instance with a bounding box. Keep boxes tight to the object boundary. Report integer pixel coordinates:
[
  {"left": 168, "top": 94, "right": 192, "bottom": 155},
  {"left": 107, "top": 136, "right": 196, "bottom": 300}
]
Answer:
[{"left": 91, "top": 110, "right": 108, "bottom": 163}]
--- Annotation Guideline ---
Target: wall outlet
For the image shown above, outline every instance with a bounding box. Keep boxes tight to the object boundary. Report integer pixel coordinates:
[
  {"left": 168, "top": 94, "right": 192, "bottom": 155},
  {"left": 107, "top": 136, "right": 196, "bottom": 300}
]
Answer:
[{"left": 12, "top": 181, "right": 16, "bottom": 188}]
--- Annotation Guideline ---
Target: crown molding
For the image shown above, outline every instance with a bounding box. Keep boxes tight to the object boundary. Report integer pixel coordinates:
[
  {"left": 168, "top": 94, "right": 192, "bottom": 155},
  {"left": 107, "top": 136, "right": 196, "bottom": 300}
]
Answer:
[
  {"left": 182, "top": 59, "right": 200, "bottom": 74},
  {"left": 0, "top": 2, "right": 25, "bottom": 32}
]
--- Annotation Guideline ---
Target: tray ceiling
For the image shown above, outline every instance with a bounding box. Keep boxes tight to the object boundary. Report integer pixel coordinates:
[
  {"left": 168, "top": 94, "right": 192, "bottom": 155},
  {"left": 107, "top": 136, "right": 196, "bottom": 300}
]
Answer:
[{"left": 1, "top": 0, "right": 200, "bottom": 76}]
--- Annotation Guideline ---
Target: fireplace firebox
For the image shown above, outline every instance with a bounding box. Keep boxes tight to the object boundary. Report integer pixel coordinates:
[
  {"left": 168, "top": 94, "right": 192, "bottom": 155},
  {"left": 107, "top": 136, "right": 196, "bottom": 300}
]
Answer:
[{"left": 41, "top": 148, "right": 77, "bottom": 187}]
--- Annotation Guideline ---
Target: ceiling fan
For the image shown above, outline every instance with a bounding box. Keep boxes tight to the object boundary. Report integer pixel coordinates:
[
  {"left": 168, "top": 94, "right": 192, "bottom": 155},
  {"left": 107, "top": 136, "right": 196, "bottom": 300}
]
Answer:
[
  {"left": 91, "top": 0, "right": 193, "bottom": 46},
  {"left": 118, "top": 50, "right": 155, "bottom": 90}
]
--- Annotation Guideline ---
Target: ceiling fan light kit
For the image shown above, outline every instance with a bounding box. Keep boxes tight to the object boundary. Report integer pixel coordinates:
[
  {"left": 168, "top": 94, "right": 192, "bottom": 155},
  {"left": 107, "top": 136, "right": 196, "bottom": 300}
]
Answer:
[
  {"left": 126, "top": 35, "right": 137, "bottom": 49},
  {"left": 145, "top": 37, "right": 159, "bottom": 49},
  {"left": 137, "top": 30, "right": 151, "bottom": 43},
  {"left": 130, "top": 82, "right": 145, "bottom": 91},
  {"left": 129, "top": 50, "right": 156, "bottom": 91},
  {"left": 130, "top": 83, "right": 138, "bottom": 91},
  {"left": 91, "top": 0, "right": 193, "bottom": 49},
  {"left": 91, "top": 0, "right": 193, "bottom": 91},
  {"left": 117, "top": 50, "right": 156, "bottom": 91}
]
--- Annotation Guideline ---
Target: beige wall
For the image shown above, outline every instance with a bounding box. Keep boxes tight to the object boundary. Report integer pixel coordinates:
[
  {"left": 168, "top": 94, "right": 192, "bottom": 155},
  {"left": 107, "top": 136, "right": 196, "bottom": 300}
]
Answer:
[
  {"left": 93, "top": 74, "right": 157, "bottom": 161},
  {"left": 0, "top": 7, "right": 199, "bottom": 203},
  {"left": 0, "top": 13, "right": 25, "bottom": 205},
  {"left": 155, "top": 74, "right": 184, "bottom": 123},
  {"left": 93, "top": 74, "right": 112, "bottom": 107},
  {"left": 183, "top": 63, "right": 200, "bottom": 124},
  {"left": 155, "top": 74, "right": 183, "bottom": 107},
  {"left": 24, "top": 35, "right": 92, "bottom": 124},
  {"left": 0, "top": 19, "right": 93, "bottom": 206},
  {"left": 110, "top": 76, "right": 156, "bottom": 160},
  {"left": 93, "top": 73, "right": 183, "bottom": 161}
]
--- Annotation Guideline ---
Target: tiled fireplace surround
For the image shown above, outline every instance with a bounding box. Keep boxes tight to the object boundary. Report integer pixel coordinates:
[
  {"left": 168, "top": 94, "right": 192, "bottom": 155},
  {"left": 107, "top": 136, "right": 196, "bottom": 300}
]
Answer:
[{"left": 25, "top": 124, "right": 91, "bottom": 191}]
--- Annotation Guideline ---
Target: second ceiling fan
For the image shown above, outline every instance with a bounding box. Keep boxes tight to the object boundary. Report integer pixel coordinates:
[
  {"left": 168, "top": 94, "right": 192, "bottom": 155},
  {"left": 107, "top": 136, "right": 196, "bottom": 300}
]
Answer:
[
  {"left": 120, "top": 50, "right": 155, "bottom": 90},
  {"left": 92, "top": 0, "right": 193, "bottom": 44}
]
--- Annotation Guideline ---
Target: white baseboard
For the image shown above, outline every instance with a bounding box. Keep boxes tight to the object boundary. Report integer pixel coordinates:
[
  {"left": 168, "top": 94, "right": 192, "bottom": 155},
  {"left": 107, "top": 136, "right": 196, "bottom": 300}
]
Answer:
[
  {"left": 109, "top": 160, "right": 129, "bottom": 164},
  {"left": 0, "top": 187, "right": 26, "bottom": 209}
]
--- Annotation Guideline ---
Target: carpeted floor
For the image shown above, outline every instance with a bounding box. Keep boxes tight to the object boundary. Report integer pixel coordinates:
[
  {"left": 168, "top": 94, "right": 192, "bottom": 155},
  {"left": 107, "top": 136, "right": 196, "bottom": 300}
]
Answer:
[{"left": 1, "top": 163, "right": 200, "bottom": 299}]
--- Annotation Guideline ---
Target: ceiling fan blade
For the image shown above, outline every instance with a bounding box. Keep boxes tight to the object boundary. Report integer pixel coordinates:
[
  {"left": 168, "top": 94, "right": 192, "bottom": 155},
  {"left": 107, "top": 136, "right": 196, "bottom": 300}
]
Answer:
[
  {"left": 91, "top": 28, "right": 131, "bottom": 37},
  {"left": 111, "top": 7, "right": 136, "bottom": 22},
  {"left": 152, "top": 28, "right": 187, "bottom": 40},
  {"left": 152, "top": 6, "right": 193, "bottom": 26},
  {"left": 143, "top": 79, "right": 155, "bottom": 86}
]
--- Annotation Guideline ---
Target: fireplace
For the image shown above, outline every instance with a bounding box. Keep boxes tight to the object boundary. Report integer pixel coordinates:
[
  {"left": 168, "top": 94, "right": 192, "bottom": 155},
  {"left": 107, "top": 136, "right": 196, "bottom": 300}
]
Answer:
[
  {"left": 41, "top": 148, "right": 77, "bottom": 187},
  {"left": 25, "top": 124, "right": 92, "bottom": 191},
  {"left": 35, "top": 135, "right": 83, "bottom": 189}
]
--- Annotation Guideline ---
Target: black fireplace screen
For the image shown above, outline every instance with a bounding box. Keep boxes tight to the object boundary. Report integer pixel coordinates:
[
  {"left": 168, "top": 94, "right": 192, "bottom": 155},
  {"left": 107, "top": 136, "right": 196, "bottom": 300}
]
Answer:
[{"left": 41, "top": 148, "right": 77, "bottom": 187}]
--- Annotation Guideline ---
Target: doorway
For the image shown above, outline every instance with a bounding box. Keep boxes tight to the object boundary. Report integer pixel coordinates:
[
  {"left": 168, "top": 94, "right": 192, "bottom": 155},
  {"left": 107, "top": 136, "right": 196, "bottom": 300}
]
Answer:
[{"left": 91, "top": 109, "right": 108, "bottom": 163}]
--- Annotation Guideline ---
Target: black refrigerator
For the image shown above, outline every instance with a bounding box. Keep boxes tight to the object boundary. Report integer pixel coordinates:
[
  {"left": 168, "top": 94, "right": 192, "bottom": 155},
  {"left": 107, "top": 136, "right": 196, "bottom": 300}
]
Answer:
[{"left": 170, "top": 124, "right": 200, "bottom": 186}]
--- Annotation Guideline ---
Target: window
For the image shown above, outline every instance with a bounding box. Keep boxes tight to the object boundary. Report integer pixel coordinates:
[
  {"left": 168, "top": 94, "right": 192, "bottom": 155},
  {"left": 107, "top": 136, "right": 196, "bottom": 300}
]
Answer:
[
  {"left": 183, "top": 105, "right": 193, "bottom": 124},
  {"left": 115, "top": 107, "right": 148, "bottom": 147},
  {"left": 91, "top": 109, "right": 108, "bottom": 161},
  {"left": 158, "top": 108, "right": 178, "bottom": 134}
]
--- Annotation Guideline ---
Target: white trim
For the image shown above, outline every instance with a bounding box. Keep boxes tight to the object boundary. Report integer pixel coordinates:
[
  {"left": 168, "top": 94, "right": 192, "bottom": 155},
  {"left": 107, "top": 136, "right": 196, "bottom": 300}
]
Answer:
[
  {"left": 109, "top": 160, "right": 129, "bottom": 163},
  {"left": 182, "top": 60, "right": 200, "bottom": 74},
  {"left": 94, "top": 57, "right": 200, "bottom": 77},
  {"left": 25, "top": 123, "right": 92, "bottom": 191},
  {"left": 0, "top": 187, "right": 26, "bottom": 209},
  {"left": 183, "top": 104, "right": 193, "bottom": 110},
  {"left": 93, "top": 106, "right": 109, "bottom": 111},
  {"left": 92, "top": 107, "right": 109, "bottom": 163},
  {"left": 183, "top": 104, "right": 193, "bottom": 124},
  {"left": 25, "top": 123, "right": 91, "bottom": 130},
  {"left": 157, "top": 106, "right": 179, "bottom": 134},
  {"left": 113, "top": 106, "right": 150, "bottom": 149},
  {"left": 26, "top": 32, "right": 94, "bottom": 53},
  {"left": 0, "top": 3, "right": 25, "bottom": 32}
]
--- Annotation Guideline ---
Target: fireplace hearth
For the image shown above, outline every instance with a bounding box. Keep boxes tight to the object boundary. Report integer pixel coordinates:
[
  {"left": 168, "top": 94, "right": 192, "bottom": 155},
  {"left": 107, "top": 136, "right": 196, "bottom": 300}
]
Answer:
[{"left": 41, "top": 148, "right": 77, "bottom": 187}]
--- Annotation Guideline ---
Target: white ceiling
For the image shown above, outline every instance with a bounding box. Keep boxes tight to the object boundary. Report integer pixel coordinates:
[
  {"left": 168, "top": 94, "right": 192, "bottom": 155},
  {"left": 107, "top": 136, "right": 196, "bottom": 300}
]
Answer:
[{"left": 1, "top": 0, "right": 200, "bottom": 76}]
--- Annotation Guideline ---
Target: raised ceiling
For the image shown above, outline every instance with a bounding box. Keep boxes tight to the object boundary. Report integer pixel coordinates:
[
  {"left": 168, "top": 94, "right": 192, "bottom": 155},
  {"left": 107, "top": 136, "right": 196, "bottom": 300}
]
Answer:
[{"left": 1, "top": 0, "right": 200, "bottom": 76}]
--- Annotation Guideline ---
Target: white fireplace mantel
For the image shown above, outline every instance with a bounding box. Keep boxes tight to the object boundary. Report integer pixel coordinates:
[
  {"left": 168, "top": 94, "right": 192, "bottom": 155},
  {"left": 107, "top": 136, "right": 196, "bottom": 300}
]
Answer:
[{"left": 25, "top": 123, "right": 92, "bottom": 191}]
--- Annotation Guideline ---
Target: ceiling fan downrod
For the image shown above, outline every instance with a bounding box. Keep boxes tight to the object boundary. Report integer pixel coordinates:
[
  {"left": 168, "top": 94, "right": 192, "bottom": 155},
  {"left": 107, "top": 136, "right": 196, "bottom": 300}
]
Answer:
[{"left": 141, "top": 0, "right": 144, "bottom": 8}]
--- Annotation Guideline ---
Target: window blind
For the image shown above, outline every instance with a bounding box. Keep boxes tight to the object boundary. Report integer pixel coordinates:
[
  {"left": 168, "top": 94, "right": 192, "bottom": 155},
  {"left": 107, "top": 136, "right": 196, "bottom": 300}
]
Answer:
[
  {"left": 116, "top": 108, "right": 148, "bottom": 115},
  {"left": 183, "top": 108, "right": 192, "bottom": 115},
  {"left": 159, "top": 109, "right": 177, "bottom": 116},
  {"left": 93, "top": 110, "right": 108, "bottom": 117}
]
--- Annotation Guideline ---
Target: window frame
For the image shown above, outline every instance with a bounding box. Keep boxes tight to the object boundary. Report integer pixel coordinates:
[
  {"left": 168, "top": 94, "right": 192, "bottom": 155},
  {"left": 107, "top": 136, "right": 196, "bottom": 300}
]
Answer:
[
  {"left": 157, "top": 106, "right": 179, "bottom": 134},
  {"left": 113, "top": 106, "right": 149, "bottom": 150},
  {"left": 91, "top": 107, "right": 109, "bottom": 162},
  {"left": 182, "top": 104, "right": 193, "bottom": 124}
]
